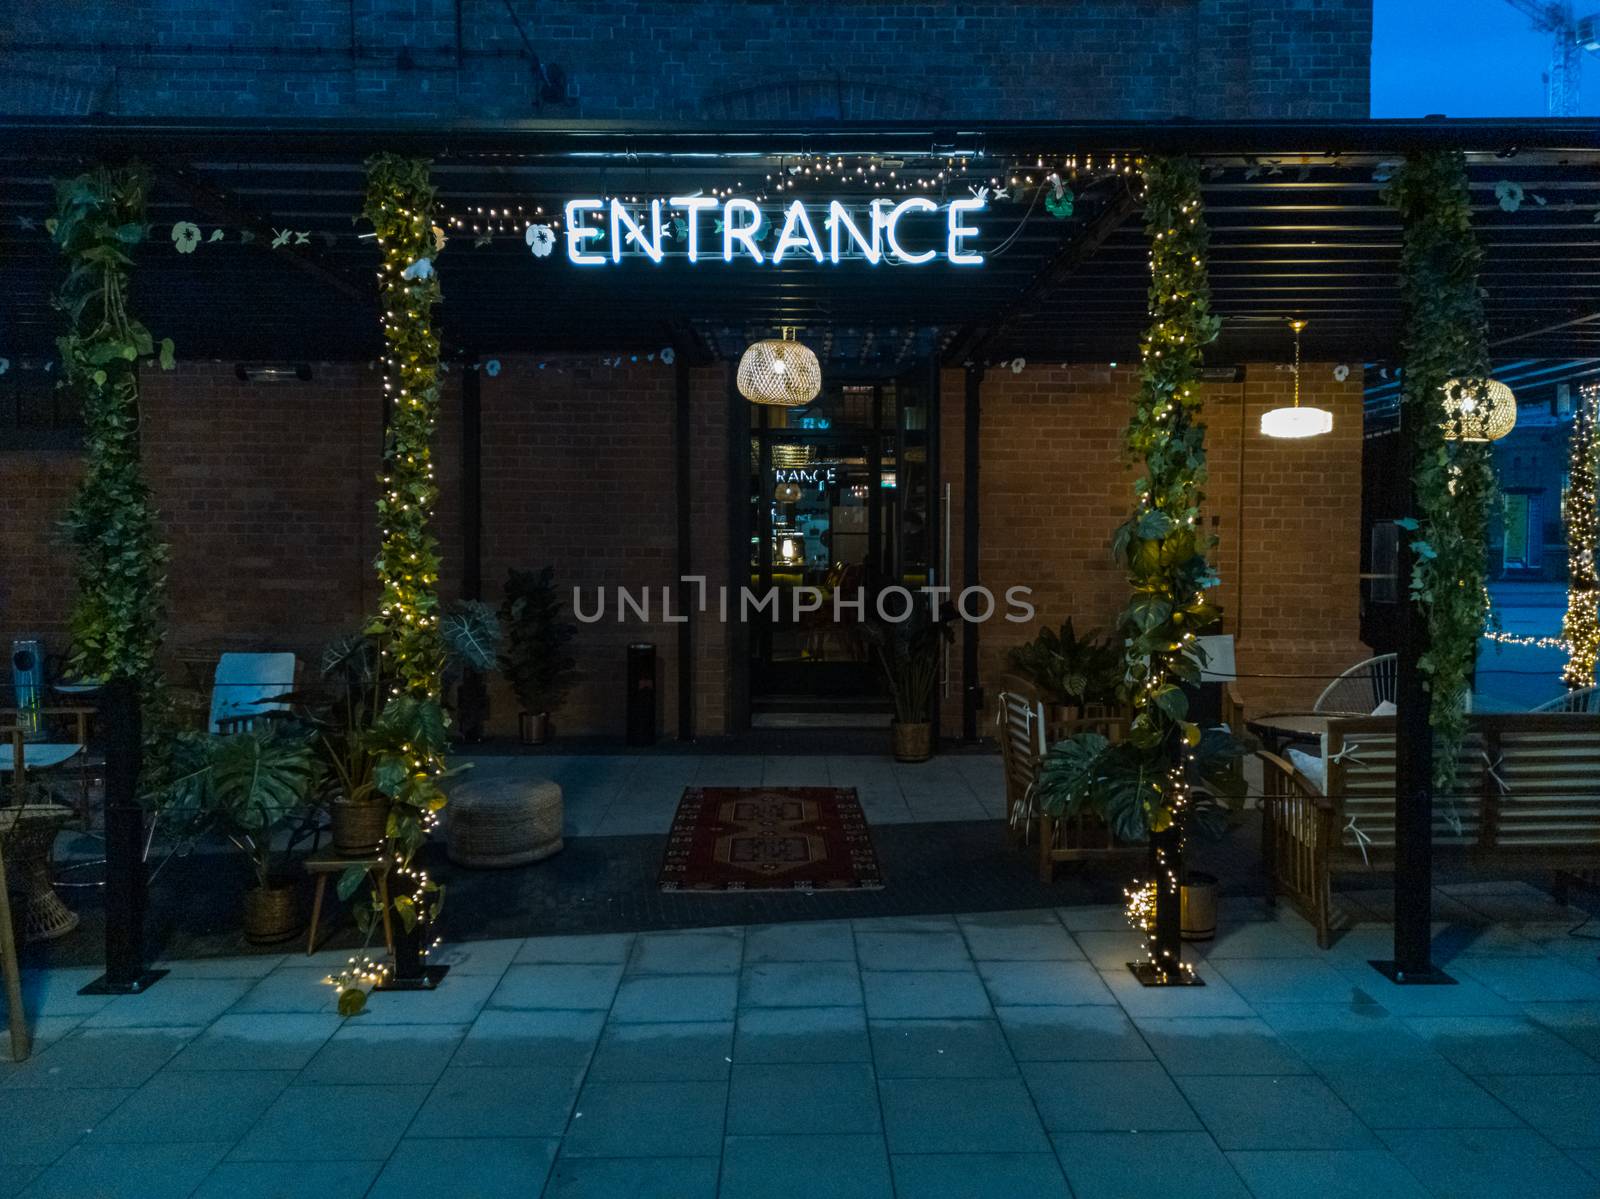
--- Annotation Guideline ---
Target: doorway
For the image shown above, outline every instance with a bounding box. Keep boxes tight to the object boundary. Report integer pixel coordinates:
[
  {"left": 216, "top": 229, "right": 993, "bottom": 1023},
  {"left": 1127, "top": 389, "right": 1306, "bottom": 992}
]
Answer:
[{"left": 747, "top": 372, "right": 936, "bottom": 711}]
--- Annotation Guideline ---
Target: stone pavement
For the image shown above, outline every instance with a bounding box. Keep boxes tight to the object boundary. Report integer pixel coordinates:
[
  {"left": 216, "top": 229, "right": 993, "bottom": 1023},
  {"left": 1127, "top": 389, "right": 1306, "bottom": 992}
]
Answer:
[{"left": 5, "top": 885, "right": 1600, "bottom": 1198}]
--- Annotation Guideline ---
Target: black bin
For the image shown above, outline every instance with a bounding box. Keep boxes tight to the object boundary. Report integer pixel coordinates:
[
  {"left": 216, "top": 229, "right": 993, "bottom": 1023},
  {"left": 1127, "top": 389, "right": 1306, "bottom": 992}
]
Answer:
[{"left": 626, "top": 643, "right": 657, "bottom": 746}]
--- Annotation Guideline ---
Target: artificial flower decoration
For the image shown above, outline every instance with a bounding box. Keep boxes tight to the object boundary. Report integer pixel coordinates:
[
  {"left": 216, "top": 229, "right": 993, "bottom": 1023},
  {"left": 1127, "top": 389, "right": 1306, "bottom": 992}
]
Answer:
[
  {"left": 0, "top": 357, "right": 9, "bottom": 375},
  {"left": 525, "top": 223, "right": 556, "bottom": 257},
  {"left": 1044, "top": 175, "right": 1075, "bottom": 219},
  {"left": 400, "top": 257, "right": 435, "bottom": 280},
  {"left": 1333, "top": 364, "right": 1350, "bottom": 382},
  {"left": 660, "top": 346, "right": 676, "bottom": 365},
  {"left": 1009, "top": 356, "right": 1026, "bottom": 375},
  {"left": 171, "top": 221, "right": 201, "bottom": 253},
  {"left": 207, "top": 228, "right": 224, "bottom": 243},
  {"left": 432, "top": 224, "right": 447, "bottom": 252},
  {"left": 1494, "top": 180, "right": 1525, "bottom": 212},
  {"left": 485, "top": 359, "right": 502, "bottom": 377}
]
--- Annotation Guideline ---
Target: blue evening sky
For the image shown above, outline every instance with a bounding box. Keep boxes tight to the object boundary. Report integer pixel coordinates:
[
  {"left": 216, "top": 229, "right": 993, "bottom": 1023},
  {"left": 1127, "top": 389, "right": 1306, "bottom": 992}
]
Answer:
[{"left": 1373, "top": 0, "right": 1600, "bottom": 116}]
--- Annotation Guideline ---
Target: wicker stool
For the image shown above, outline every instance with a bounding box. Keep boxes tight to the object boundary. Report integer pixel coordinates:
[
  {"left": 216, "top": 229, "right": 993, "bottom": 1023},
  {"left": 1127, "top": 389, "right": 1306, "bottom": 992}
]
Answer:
[
  {"left": 447, "top": 778, "right": 563, "bottom": 868},
  {"left": 0, "top": 804, "right": 79, "bottom": 942}
]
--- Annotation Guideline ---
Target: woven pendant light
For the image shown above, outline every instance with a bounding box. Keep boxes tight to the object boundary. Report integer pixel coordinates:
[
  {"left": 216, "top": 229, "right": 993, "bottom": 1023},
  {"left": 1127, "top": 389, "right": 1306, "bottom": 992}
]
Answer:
[
  {"left": 738, "top": 327, "right": 822, "bottom": 408},
  {"left": 1440, "top": 377, "right": 1516, "bottom": 442},
  {"left": 1261, "top": 318, "right": 1333, "bottom": 439}
]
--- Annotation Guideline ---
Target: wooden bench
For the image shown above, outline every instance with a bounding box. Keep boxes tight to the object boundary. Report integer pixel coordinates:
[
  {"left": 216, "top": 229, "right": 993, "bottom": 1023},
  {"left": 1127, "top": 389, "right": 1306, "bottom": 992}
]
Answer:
[{"left": 1259, "top": 712, "right": 1600, "bottom": 947}]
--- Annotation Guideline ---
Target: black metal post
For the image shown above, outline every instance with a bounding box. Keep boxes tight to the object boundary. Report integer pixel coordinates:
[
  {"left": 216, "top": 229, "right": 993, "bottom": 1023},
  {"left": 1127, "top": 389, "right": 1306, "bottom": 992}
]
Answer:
[
  {"left": 675, "top": 353, "right": 694, "bottom": 741},
  {"left": 1128, "top": 717, "right": 1204, "bottom": 986},
  {"left": 456, "top": 362, "right": 488, "bottom": 742},
  {"left": 961, "top": 365, "right": 983, "bottom": 741},
  {"left": 81, "top": 677, "right": 166, "bottom": 995},
  {"left": 726, "top": 364, "right": 751, "bottom": 731},
  {"left": 376, "top": 916, "right": 449, "bottom": 991},
  {"left": 927, "top": 356, "right": 942, "bottom": 739},
  {"left": 1373, "top": 399, "right": 1455, "bottom": 985}
]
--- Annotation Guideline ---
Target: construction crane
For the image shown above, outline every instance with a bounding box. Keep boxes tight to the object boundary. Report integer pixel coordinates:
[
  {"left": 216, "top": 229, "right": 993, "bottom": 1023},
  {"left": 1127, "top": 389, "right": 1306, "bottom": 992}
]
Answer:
[{"left": 1502, "top": 0, "right": 1600, "bottom": 114}]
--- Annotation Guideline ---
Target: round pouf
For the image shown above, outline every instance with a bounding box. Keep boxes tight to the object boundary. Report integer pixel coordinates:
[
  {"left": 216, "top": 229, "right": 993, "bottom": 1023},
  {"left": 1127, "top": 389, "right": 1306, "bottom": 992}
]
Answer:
[{"left": 447, "top": 778, "right": 564, "bottom": 868}]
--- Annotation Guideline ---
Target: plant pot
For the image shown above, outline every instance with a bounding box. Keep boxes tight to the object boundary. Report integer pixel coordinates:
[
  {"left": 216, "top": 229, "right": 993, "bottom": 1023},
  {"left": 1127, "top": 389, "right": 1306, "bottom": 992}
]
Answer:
[
  {"left": 891, "top": 721, "right": 932, "bottom": 763},
  {"left": 519, "top": 711, "right": 550, "bottom": 746},
  {"left": 1181, "top": 872, "right": 1218, "bottom": 942},
  {"left": 332, "top": 800, "right": 390, "bottom": 857},
  {"left": 242, "top": 884, "right": 301, "bottom": 945}
]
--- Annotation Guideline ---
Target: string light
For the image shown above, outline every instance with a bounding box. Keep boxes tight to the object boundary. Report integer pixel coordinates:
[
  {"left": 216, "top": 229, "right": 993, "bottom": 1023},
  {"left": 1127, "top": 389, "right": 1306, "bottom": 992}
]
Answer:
[{"left": 1562, "top": 382, "right": 1600, "bottom": 687}]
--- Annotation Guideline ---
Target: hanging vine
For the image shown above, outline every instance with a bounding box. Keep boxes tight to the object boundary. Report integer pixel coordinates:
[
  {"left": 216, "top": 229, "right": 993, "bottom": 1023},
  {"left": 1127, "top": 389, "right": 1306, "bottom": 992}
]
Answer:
[
  {"left": 1562, "top": 383, "right": 1600, "bottom": 687},
  {"left": 360, "top": 154, "right": 448, "bottom": 967},
  {"left": 48, "top": 166, "right": 174, "bottom": 684},
  {"left": 1383, "top": 151, "right": 1498, "bottom": 786}
]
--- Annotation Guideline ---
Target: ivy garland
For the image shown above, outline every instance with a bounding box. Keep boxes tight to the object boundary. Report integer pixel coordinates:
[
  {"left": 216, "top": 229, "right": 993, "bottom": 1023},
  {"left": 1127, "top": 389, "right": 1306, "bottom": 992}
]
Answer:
[
  {"left": 361, "top": 154, "right": 448, "bottom": 954},
  {"left": 1560, "top": 384, "right": 1600, "bottom": 688},
  {"left": 48, "top": 166, "right": 174, "bottom": 683},
  {"left": 1383, "top": 152, "right": 1497, "bottom": 787},
  {"left": 1113, "top": 156, "right": 1223, "bottom": 828}
]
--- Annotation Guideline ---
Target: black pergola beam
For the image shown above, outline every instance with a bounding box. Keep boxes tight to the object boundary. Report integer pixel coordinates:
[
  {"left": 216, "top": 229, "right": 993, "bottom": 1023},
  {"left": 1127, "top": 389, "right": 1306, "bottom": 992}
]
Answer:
[{"left": 5, "top": 116, "right": 1600, "bottom": 162}]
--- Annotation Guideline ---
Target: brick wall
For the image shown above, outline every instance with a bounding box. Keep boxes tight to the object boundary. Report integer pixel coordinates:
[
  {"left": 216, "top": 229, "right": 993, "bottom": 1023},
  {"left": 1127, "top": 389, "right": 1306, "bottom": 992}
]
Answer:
[
  {"left": 948, "top": 361, "right": 1368, "bottom": 731},
  {"left": 0, "top": 0, "right": 1372, "bottom": 121},
  {"left": 2, "top": 357, "right": 1363, "bottom": 737}
]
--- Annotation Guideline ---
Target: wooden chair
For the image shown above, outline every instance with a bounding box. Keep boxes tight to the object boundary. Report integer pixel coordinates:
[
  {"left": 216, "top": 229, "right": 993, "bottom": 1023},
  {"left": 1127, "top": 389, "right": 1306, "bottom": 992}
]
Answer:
[{"left": 994, "top": 675, "right": 1141, "bottom": 882}]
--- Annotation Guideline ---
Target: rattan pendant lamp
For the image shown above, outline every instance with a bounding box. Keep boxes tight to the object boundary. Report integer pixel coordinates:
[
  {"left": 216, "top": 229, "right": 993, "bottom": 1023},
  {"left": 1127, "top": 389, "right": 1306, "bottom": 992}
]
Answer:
[{"left": 738, "top": 327, "right": 822, "bottom": 408}]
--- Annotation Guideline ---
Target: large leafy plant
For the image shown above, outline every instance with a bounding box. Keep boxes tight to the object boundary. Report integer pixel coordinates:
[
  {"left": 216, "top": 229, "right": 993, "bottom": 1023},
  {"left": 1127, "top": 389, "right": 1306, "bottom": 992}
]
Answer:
[
  {"left": 1036, "top": 725, "right": 1249, "bottom": 844},
  {"left": 48, "top": 166, "right": 175, "bottom": 683},
  {"left": 1007, "top": 618, "right": 1123, "bottom": 708},
  {"left": 499, "top": 567, "right": 578, "bottom": 716},
  {"left": 1383, "top": 151, "right": 1497, "bottom": 788},
  {"left": 159, "top": 723, "right": 320, "bottom": 889}
]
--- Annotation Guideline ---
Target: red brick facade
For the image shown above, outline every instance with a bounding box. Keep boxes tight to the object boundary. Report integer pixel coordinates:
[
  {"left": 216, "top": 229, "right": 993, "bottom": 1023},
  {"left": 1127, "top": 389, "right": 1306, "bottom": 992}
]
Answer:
[{"left": 1, "top": 358, "right": 1365, "bottom": 737}]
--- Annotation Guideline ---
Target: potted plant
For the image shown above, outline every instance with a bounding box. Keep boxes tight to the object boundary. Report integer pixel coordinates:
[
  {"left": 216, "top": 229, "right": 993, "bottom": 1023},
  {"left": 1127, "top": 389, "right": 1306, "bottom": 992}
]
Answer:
[
  {"left": 1035, "top": 723, "right": 1249, "bottom": 940},
  {"left": 442, "top": 599, "right": 501, "bottom": 743},
  {"left": 1007, "top": 618, "right": 1124, "bottom": 719},
  {"left": 500, "top": 566, "right": 577, "bottom": 745},
  {"left": 304, "top": 631, "right": 470, "bottom": 856},
  {"left": 159, "top": 721, "right": 320, "bottom": 943},
  {"left": 863, "top": 602, "right": 954, "bottom": 763}
]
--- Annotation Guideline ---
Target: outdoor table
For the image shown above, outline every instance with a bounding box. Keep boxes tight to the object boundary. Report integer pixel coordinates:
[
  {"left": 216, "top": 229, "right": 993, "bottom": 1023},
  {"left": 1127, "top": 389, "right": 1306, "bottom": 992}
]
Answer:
[{"left": 1245, "top": 712, "right": 1330, "bottom": 754}]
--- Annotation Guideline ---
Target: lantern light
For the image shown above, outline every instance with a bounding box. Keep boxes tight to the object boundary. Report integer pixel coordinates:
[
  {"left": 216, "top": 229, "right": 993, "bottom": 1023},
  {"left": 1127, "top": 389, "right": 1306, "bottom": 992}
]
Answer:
[
  {"left": 738, "top": 328, "right": 822, "bottom": 407},
  {"left": 1260, "top": 318, "right": 1334, "bottom": 439},
  {"left": 1441, "top": 377, "right": 1517, "bottom": 442}
]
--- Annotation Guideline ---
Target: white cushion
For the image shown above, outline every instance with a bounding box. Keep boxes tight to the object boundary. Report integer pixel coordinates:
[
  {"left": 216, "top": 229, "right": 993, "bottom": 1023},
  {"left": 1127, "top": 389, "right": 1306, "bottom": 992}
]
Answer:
[
  {"left": 1287, "top": 747, "right": 1327, "bottom": 794},
  {"left": 1371, "top": 700, "right": 1396, "bottom": 716}
]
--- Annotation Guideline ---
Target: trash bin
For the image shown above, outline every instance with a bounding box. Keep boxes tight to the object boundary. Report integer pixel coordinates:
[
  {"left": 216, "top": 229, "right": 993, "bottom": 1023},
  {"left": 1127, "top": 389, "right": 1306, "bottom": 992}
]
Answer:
[
  {"left": 626, "top": 643, "right": 656, "bottom": 747},
  {"left": 11, "top": 638, "right": 44, "bottom": 737}
]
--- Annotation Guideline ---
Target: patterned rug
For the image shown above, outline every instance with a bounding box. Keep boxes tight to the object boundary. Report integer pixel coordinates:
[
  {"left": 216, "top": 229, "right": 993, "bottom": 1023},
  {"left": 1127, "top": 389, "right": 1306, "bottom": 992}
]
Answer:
[{"left": 659, "top": 786, "right": 884, "bottom": 892}]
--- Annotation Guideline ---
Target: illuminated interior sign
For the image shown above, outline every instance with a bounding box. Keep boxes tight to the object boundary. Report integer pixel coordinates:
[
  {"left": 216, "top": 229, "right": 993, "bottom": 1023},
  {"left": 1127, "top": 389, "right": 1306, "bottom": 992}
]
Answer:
[
  {"left": 774, "top": 465, "right": 838, "bottom": 487},
  {"left": 564, "top": 196, "right": 984, "bottom": 267}
]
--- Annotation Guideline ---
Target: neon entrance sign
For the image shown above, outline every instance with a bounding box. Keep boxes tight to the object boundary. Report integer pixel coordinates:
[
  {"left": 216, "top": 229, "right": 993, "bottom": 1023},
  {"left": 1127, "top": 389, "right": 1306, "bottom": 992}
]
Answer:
[{"left": 563, "top": 196, "right": 985, "bottom": 267}]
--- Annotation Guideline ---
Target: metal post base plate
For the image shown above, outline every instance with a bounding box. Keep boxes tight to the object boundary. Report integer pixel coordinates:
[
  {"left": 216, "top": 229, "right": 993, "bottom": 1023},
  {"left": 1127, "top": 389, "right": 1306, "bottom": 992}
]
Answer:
[
  {"left": 1369, "top": 959, "right": 1457, "bottom": 986},
  {"left": 374, "top": 964, "right": 450, "bottom": 992},
  {"left": 79, "top": 967, "right": 169, "bottom": 996},
  {"left": 1128, "top": 961, "right": 1206, "bottom": 987}
]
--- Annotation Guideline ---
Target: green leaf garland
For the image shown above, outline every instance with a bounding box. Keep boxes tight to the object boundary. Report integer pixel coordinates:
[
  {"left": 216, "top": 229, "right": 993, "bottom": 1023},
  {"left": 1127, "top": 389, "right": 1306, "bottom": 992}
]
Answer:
[
  {"left": 50, "top": 165, "right": 172, "bottom": 684},
  {"left": 1112, "top": 156, "right": 1222, "bottom": 835},
  {"left": 1383, "top": 151, "right": 1498, "bottom": 788}
]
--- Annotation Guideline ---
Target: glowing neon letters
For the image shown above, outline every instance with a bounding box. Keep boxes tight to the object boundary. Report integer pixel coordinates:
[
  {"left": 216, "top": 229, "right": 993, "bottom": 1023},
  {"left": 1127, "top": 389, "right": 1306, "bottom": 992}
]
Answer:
[{"left": 563, "top": 196, "right": 984, "bottom": 266}]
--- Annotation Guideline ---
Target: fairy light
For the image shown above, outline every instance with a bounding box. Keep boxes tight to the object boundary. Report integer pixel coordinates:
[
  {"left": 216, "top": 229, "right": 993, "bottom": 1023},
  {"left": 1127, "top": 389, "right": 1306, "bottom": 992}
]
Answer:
[
  {"left": 1560, "top": 383, "right": 1600, "bottom": 687},
  {"left": 358, "top": 156, "right": 450, "bottom": 981}
]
